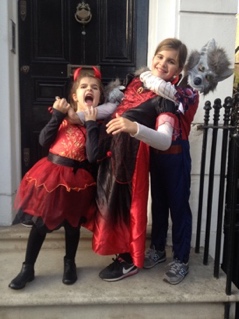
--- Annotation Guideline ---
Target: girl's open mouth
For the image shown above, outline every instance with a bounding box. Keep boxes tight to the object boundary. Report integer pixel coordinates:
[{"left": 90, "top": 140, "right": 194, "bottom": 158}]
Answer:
[{"left": 85, "top": 95, "right": 93, "bottom": 106}]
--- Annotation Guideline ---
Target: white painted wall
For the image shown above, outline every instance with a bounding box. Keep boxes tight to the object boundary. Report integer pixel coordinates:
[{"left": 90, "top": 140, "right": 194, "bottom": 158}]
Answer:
[
  {"left": 0, "top": 0, "right": 21, "bottom": 225},
  {"left": 0, "top": 0, "right": 238, "bottom": 260}
]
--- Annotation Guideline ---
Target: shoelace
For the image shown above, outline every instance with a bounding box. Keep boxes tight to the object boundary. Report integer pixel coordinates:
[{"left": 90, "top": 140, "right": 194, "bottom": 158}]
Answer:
[
  {"left": 145, "top": 248, "right": 155, "bottom": 258},
  {"left": 108, "top": 256, "right": 124, "bottom": 271},
  {"left": 168, "top": 260, "right": 187, "bottom": 275},
  {"left": 116, "top": 257, "right": 125, "bottom": 263},
  {"left": 169, "top": 262, "right": 182, "bottom": 274}
]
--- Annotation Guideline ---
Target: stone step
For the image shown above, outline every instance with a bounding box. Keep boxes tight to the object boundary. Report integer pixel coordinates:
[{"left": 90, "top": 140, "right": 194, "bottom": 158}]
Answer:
[
  {"left": 0, "top": 225, "right": 238, "bottom": 319},
  {"left": 0, "top": 224, "right": 91, "bottom": 250}
]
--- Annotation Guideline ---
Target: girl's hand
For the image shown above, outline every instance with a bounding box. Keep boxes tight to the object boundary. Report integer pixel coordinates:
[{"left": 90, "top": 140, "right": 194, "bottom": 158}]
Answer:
[
  {"left": 53, "top": 97, "right": 70, "bottom": 114},
  {"left": 106, "top": 113, "right": 138, "bottom": 135},
  {"left": 67, "top": 107, "right": 83, "bottom": 125},
  {"left": 84, "top": 106, "right": 98, "bottom": 122}
]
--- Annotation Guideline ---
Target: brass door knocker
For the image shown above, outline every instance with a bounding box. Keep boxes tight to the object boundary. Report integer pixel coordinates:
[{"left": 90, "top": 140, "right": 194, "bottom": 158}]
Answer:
[{"left": 75, "top": 2, "right": 92, "bottom": 25}]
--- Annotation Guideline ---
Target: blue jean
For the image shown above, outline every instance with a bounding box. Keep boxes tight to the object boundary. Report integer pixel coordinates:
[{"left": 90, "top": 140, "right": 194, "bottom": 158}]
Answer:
[{"left": 149, "top": 140, "right": 192, "bottom": 264}]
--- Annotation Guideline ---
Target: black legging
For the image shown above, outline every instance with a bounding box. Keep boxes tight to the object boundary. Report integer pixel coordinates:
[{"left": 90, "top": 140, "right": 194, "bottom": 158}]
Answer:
[{"left": 24, "top": 222, "right": 80, "bottom": 265}]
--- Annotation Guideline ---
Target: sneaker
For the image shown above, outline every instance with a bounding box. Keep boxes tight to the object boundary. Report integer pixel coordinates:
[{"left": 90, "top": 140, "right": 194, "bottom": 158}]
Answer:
[
  {"left": 99, "top": 255, "right": 138, "bottom": 282},
  {"left": 163, "top": 259, "right": 189, "bottom": 285},
  {"left": 143, "top": 246, "right": 166, "bottom": 269}
]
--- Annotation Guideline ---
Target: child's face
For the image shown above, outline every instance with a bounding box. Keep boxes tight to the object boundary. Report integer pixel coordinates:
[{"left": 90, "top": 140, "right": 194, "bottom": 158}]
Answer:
[
  {"left": 72, "top": 77, "right": 101, "bottom": 112},
  {"left": 151, "top": 49, "right": 181, "bottom": 82}
]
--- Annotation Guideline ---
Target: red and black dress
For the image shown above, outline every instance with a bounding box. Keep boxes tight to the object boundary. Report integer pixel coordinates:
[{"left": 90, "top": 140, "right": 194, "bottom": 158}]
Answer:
[
  {"left": 92, "top": 76, "right": 161, "bottom": 268},
  {"left": 13, "top": 109, "right": 99, "bottom": 232}
]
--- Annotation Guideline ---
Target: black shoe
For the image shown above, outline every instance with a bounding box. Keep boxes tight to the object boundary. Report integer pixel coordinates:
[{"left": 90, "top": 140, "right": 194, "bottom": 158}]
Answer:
[
  {"left": 99, "top": 255, "right": 138, "bottom": 282},
  {"left": 62, "top": 257, "right": 77, "bottom": 285},
  {"left": 21, "top": 220, "right": 34, "bottom": 228},
  {"left": 9, "top": 263, "right": 35, "bottom": 290}
]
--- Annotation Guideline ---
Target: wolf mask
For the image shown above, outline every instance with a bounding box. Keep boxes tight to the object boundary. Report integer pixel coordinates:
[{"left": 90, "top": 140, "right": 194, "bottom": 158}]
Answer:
[{"left": 184, "top": 38, "right": 234, "bottom": 95}]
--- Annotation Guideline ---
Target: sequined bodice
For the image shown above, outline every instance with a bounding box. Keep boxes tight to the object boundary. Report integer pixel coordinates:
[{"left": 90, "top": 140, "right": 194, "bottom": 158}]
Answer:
[{"left": 49, "top": 120, "right": 87, "bottom": 162}]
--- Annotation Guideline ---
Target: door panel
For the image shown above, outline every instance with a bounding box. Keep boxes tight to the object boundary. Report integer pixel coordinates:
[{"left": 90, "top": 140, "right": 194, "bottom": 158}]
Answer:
[{"left": 18, "top": 0, "right": 149, "bottom": 175}]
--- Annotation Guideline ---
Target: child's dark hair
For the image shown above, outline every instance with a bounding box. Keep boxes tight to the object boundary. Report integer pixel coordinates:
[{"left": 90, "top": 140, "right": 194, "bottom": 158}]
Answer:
[
  {"left": 69, "top": 68, "right": 105, "bottom": 111},
  {"left": 154, "top": 38, "right": 188, "bottom": 70}
]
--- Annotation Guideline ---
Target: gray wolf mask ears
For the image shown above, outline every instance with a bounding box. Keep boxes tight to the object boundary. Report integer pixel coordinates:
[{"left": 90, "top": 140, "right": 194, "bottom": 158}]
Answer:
[
  {"left": 104, "top": 78, "right": 125, "bottom": 104},
  {"left": 184, "top": 38, "right": 234, "bottom": 95}
]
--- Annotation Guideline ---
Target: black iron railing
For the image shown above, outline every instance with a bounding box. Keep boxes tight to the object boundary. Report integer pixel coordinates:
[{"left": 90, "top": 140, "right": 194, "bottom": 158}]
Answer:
[{"left": 195, "top": 93, "right": 239, "bottom": 319}]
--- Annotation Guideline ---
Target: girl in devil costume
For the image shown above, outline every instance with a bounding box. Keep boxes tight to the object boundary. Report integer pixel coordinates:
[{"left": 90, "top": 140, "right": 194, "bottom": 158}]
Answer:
[
  {"left": 94, "top": 38, "right": 199, "bottom": 283},
  {"left": 8, "top": 67, "right": 104, "bottom": 289}
]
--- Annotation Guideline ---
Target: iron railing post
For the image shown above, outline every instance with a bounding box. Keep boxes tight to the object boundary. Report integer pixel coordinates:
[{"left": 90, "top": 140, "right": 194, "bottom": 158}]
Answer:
[
  {"left": 214, "top": 97, "right": 233, "bottom": 278},
  {"left": 225, "top": 94, "right": 239, "bottom": 295},
  {"left": 195, "top": 101, "right": 211, "bottom": 253},
  {"left": 203, "top": 98, "right": 222, "bottom": 265}
]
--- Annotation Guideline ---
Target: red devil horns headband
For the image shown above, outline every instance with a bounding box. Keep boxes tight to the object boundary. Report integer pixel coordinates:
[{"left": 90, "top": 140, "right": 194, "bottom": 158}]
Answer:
[{"left": 73, "top": 66, "right": 102, "bottom": 81}]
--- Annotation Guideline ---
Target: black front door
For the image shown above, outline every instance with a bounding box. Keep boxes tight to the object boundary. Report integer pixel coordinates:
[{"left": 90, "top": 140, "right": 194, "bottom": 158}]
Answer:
[{"left": 18, "top": 0, "right": 149, "bottom": 175}]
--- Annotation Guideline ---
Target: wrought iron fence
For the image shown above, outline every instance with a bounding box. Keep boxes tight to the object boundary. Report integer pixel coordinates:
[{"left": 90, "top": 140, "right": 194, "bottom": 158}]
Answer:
[{"left": 195, "top": 93, "right": 239, "bottom": 319}]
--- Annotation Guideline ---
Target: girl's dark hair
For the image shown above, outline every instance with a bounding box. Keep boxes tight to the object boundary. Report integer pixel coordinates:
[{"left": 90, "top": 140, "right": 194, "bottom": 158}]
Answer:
[
  {"left": 69, "top": 68, "right": 105, "bottom": 111},
  {"left": 154, "top": 38, "right": 188, "bottom": 70}
]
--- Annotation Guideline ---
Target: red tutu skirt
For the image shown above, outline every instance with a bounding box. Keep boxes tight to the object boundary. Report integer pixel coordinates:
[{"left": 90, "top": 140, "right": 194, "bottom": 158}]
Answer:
[{"left": 14, "top": 157, "right": 97, "bottom": 231}]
